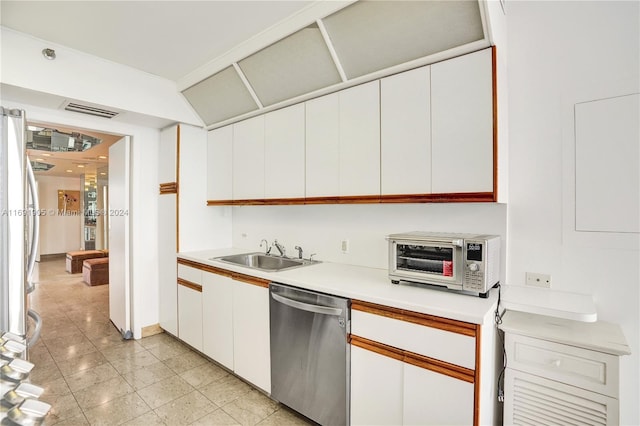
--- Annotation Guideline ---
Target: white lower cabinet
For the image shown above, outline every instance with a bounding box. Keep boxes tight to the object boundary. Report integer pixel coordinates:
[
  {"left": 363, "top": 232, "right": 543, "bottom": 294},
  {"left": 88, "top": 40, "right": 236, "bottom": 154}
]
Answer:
[
  {"left": 232, "top": 279, "right": 271, "bottom": 393},
  {"left": 351, "top": 345, "right": 403, "bottom": 426},
  {"left": 202, "top": 271, "right": 234, "bottom": 370},
  {"left": 177, "top": 265, "right": 203, "bottom": 352}
]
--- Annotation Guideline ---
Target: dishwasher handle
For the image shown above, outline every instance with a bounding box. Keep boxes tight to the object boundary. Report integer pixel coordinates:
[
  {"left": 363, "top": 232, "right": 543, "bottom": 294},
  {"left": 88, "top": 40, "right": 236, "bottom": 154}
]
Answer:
[{"left": 271, "top": 292, "right": 343, "bottom": 316}]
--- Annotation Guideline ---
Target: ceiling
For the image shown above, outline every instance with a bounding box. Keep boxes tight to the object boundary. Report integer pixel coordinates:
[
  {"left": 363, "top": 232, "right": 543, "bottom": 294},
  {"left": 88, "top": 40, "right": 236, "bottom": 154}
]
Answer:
[{"left": 0, "top": 1, "right": 313, "bottom": 82}]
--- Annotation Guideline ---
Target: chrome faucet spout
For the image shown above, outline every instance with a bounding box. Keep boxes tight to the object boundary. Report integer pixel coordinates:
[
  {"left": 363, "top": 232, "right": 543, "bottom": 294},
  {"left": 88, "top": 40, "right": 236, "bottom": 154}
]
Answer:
[
  {"left": 260, "top": 239, "right": 271, "bottom": 254},
  {"left": 273, "top": 239, "right": 286, "bottom": 257},
  {"left": 294, "top": 245, "right": 303, "bottom": 259}
]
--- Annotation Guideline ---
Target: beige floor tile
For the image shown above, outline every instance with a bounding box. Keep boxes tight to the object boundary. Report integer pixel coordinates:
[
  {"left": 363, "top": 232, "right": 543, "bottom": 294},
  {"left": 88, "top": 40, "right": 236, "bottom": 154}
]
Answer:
[
  {"left": 220, "top": 390, "right": 278, "bottom": 426},
  {"left": 64, "top": 362, "right": 120, "bottom": 392},
  {"left": 257, "top": 407, "right": 313, "bottom": 426},
  {"left": 154, "top": 390, "right": 218, "bottom": 425},
  {"left": 40, "top": 377, "right": 72, "bottom": 397},
  {"left": 163, "top": 349, "right": 208, "bottom": 374},
  {"left": 121, "top": 362, "right": 175, "bottom": 390},
  {"left": 29, "top": 361, "right": 64, "bottom": 385},
  {"left": 190, "top": 408, "right": 242, "bottom": 426},
  {"left": 138, "top": 333, "right": 181, "bottom": 349},
  {"left": 147, "top": 341, "right": 190, "bottom": 361},
  {"left": 137, "top": 375, "right": 194, "bottom": 409},
  {"left": 179, "top": 362, "right": 229, "bottom": 389},
  {"left": 72, "top": 375, "right": 133, "bottom": 410},
  {"left": 99, "top": 340, "right": 145, "bottom": 361},
  {"left": 121, "top": 410, "right": 167, "bottom": 426},
  {"left": 110, "top": 349, "right": 161, "bottom": 374},
  {"left": 45, "top": 413, "right": 90, "bottom": 426},
  {"left": 42, "top": 393, "right": 84, "bottom": 425},
  {"left": 47, "top": 337, "right": 98, "bottom": 362},
  {"left": 199, "top": 374, "right": 252, "bottom": 407},
  {"left": 83, "top": 392, "right": 151, "bottom": 426},
  {"left": 56, "top": 350, "right": 108, "bottom": 377}
]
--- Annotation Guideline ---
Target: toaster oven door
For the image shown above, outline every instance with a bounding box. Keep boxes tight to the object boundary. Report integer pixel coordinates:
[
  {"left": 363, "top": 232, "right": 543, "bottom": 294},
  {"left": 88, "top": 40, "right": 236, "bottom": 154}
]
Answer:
[{"left": 391, "top": 240, "right": 462, "bottom": 284}]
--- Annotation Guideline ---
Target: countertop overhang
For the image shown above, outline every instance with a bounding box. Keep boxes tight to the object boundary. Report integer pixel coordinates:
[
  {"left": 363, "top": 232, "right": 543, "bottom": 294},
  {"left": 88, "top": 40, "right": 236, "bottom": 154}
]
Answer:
[{"left": 178, "top": 248, "right": 499, "bottom": 325}]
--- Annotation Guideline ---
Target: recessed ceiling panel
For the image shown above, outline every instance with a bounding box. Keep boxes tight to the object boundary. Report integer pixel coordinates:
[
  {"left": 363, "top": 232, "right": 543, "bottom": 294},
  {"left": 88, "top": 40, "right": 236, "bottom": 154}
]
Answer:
[
  {"left": 323, "top": 0, "right": 485, "bottom": 79},
  {"left": 182, "top": 66, "right": 258, "bottom": 125},
  {"left": 238, "top": 24, "right": 342, "bottom": 106}
]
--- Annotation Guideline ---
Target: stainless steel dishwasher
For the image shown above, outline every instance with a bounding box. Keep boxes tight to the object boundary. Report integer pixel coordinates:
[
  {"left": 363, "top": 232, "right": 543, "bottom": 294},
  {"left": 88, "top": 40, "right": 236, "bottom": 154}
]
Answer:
[{"left": 270, "top": 283, "right": 350, "bottom": 426}]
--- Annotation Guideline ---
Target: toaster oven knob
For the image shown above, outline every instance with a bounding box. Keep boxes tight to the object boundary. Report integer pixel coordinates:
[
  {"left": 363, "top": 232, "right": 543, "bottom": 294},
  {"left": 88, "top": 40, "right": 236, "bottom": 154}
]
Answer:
[{"left": 468, "top": 263, "right": 479, "bottom": 272}]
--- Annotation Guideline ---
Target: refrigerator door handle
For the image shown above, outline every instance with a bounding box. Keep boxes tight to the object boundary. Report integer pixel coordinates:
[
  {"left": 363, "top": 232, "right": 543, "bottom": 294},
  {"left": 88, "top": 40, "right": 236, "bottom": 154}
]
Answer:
[
  {"left": 26, "top": 159, "right": 39, "bottom": 284},
  {"left": 26, "top": 309, "right": 42, "bottom": 347}
]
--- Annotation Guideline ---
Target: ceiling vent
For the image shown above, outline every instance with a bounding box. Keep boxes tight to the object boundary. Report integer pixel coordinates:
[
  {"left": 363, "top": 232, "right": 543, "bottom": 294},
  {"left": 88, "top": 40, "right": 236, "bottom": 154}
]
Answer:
[{"left": 63, "top": 102, "right": 119, "bottom": 119}]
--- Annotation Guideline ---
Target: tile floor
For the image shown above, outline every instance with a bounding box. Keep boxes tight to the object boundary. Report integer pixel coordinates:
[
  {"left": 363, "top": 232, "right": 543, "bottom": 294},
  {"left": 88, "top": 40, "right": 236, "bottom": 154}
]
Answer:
[{"left": 28, "top": 257, "right": 312, "bottom": 425}]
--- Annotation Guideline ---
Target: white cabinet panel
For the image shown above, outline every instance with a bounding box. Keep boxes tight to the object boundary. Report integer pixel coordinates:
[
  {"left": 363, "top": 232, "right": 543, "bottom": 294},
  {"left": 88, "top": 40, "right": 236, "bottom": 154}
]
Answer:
[
  {"left": 431, "top": 49, "right": 493, "bottom": 193},
  {"left": 264, "top": 104, "right": 305, "bottom": 199},
  {"left": 207, "top": 125, "right": 233, "bottom": 200},
  {"left": 158, "top": 195, "right": 177, "bottom": 335},
  {"left": 159, "top": 125, "right": 178, "bottom": 183},
  {"left": 178, "top": 283, "right": 203, "bottom": 351},
  {"left": 305, "top": 93, "right": 340, "bottom": 197},
  {"left": 202, "top": 271, "right": 234, "bottom": 370},
  {"left": 351, "top": 345, "right": 403, "bottom": 426},
  {"left": 575, "top": 93, "right": 639, "bottom": 232},
  {"left": 339, "top": 81, "right": 381, "bottom": 196},
  {"left": 403, "top": 363, "right": 474, "bottom": 426},
  {"left": 381, "top": 66, "right": 431, "bottom": 195},
  {"left": 232, "top": 281, "right": 271, "bottom": 393},
  {"left": 232, "top": 115, "right": 265, "bottom": 200}
]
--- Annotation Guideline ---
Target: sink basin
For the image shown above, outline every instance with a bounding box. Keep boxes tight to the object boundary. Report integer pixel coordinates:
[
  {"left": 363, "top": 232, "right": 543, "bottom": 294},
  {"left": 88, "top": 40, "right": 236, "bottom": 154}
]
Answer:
[{"left": 212, "top": 252, "right": 319, "bottom": 272}]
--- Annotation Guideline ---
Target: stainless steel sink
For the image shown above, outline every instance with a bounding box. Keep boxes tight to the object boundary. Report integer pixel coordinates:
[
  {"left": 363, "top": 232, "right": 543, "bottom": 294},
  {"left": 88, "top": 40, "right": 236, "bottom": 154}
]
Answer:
[{"left": 211, "top": 252, "right": 319, "bottom": 272}]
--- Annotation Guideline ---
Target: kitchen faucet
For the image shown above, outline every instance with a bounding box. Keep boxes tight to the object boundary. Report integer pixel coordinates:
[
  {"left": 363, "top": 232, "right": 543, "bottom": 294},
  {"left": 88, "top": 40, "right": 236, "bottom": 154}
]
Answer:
[
  {"left": 294, "top": 245, "right": 303, "bottom": 259},
  {"left": 260, "top": 239, "right": 271, "bottom": 254},
  {"left": 273, "top": 239, "right": 286, "bottom": 257}
]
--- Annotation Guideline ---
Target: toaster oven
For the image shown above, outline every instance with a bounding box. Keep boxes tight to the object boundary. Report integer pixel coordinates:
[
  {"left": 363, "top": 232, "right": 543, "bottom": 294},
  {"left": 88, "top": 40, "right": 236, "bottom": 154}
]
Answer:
[{"left": 387, "top": 232, "right": 500, "bottom": 297}]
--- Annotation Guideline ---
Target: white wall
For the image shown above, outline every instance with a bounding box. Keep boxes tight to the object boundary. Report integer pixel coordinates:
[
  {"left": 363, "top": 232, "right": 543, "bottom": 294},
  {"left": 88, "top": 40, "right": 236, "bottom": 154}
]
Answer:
[
  {"left": 35, "top": 175, "right": 82, "bottom": 255},
  {"left": 506, "top": 2, "right": 639, "bottom": 424},
  {"left": 10, "top": 101, "right": 162, "bottom": 341}
]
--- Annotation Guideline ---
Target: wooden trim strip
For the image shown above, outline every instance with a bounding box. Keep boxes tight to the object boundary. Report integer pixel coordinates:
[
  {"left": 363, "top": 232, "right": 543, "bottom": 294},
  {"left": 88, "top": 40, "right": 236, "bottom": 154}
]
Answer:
[
  {"left": 352, "top": 300, "right": 476, "bottom": 337},
  {"left": 491, "top": 45, "right": 498, "bottom": 202},
  {"left": 159, "top": 182, "right": 178, "bottom": 194},
  {"left": 232, "top": 273, "right": 270, "bottom": 288},
  {"left": 177, "top": 278, "right": 202, "bottom": 292},
  {"left": 351, "top": 335, "right": 474, "bottom": 383},
  {"left": 176, "top": 125, "right": 181, "bottom": 253},
  {"left": 474, "top": 324, "right": 482, "bottom": 426},
  {"left": 206, "top": 192, "right": 495, "bottom": 206},
  {"left": 141, "top": 324, "right": 163, "bottom": 338},
  {"left": 177, "top": 258, "right": 234, "bottom": 278}
]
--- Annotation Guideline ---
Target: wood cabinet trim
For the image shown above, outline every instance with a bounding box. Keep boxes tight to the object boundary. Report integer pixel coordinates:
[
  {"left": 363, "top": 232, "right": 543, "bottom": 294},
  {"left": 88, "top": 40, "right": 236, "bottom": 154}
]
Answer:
[
  {"left": 350, "top": 334, "right": 474, "bottom": 383},
  {"left": 474, "top": 324, "right": 482, "bottom": 426},
  {"left": 176, "top": 124, "right": 181, "bottom": 253},
  {"left": 159, "top": 182, "right": 178, "bottom": 194},
  {"left": 178, "top": 278, "right": 202, "bottom": 292},
  {"left": 352, "top": 299, "right": 477, "bottom": 337},
  {"left": 491, "top": 46, "right": 498, "bottom": 201},
  {"left": 176, "top": 258, "right": 269, "bottom": 288},
  {"left": 232, "top": 273, "right": 270, "bottom": 288}
]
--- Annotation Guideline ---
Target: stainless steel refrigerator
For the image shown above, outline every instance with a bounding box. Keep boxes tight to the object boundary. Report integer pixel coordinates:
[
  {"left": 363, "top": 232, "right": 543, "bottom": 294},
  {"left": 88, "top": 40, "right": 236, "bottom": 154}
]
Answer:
[{"left": 0, "top": 106, "right": 42, "bottom": 356}]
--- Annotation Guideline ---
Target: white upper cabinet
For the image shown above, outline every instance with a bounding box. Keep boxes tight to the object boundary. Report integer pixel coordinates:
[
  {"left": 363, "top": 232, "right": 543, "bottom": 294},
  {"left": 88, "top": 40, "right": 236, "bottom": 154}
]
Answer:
[
  {"left": 232, "top": 115, "right": 265, "bottom": 200},
  {"left": 431, "top": 48, "right": 493, "bottom": 193},
  {"left": 264, "top": 104, "right": 306, "bottom": 199},
  {"left": 207, "top": 125, "right": 233, "bottom": 201},
  {"left": 339, "top": 81, "right": 381, "bottom": 197},
  {"left": 159, "top": 124, "right": 178, "bottom": 183},
  {"left": 381, "top": 66, "right": 431, "bottom": 195},
  {"left": 305, "top": 92, "right": 340, "bottom": 198}
]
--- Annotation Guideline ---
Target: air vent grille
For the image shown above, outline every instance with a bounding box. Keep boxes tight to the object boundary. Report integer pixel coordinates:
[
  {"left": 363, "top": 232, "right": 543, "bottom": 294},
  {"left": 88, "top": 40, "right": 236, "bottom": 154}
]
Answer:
[{"left": 64, "top": 102, "right": 119, "bottom": 119}]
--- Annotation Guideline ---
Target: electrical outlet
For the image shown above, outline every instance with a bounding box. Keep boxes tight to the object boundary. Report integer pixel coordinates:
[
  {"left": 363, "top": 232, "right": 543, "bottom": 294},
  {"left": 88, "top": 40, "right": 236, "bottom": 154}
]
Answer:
[
  {"left": 341, "top": 239, "right": 349, "bottom": 254},
  {"left": 526, "top": 272, "right": 551, "bottom": 288}
]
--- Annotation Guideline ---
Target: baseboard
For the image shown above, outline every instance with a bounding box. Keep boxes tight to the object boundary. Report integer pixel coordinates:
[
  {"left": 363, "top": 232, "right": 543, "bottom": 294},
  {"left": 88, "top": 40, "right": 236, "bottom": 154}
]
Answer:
[
  {"left": 39, "top": 253, "right": 66, "bottom": 261},
  {"left": 141, "top": 323, "right": 164, "bottom": 338}
]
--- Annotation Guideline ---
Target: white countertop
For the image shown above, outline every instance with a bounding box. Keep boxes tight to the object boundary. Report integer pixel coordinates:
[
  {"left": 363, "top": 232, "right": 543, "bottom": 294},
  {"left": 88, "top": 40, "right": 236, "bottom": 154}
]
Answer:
[
  {"left": 499, "top": 310, "right": 631, "bottom": 356},
  {"left": 178, "top": 248, "right": 499, "bottom": 325}
]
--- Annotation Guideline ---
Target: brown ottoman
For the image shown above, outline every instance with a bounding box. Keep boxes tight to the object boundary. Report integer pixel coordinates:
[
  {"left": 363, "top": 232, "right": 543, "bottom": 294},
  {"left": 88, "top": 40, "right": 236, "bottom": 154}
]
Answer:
[
  {"left": 82, "top": 258, "right": 109, "bottom": 286},
  {"left": 66, "top": 250, "right": 105, "bottom": 273}
]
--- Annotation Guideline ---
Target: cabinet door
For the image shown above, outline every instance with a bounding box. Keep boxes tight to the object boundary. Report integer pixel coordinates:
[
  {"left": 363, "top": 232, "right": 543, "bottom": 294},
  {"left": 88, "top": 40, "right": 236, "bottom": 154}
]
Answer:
[
  {"left": 158, "top": 195, "right": 177, "bottom": 335},
  {"left": 159, "top": 125, "right": 178, "bottom": 183},
  {"left": 207, "top": 125, "right": 233, "bottom": 201},
  {"left": 178, "top": 283, "right": 203, "bottom": 351},
  {"left": 339, "top": 81, "right": 381, "bottom": 196},
  {"left": 306, "top": 92, "right": 340, "bottom": 198},
  {"left": 264, "top": 104, "right": 305, "bottom": 199},
  {"left": 381, "top": 66, "right": 431, "bottom": 195},
  {"left": 351, "top": 345, "right": 403, "bottom": 426},
  {"left": 403, "top": 363, "right": 474, "bottom": 425},
  {"left": 202, "top": 271, "right": 234, "bottom": 370},
  {"left": 431, "top": 48, "right": 493, "bottom": 193},
  {"left": 232, "top": 115, "right": 265, "bottom": 200},
  {"left": 232, "top": 280, "right": 271, "bottom": 393}
]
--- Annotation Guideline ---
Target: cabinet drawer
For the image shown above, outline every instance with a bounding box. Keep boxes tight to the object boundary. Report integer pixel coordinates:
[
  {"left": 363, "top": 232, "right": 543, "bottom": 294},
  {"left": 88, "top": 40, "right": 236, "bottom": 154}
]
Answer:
[
  {"left": 178, "top": 264, "right": 202, "bottom": 284},
  {"left": 506, "top": 334, "right": 619, "bottom": 397},
  {"left": 351, "top": 309, "right": 475, "bottom": 370}
]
